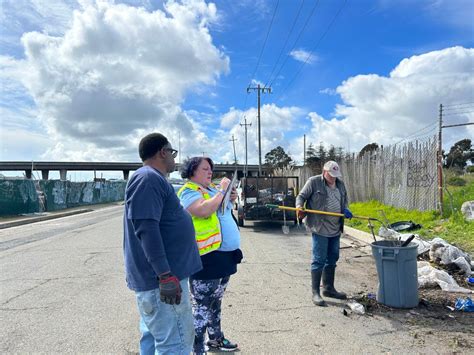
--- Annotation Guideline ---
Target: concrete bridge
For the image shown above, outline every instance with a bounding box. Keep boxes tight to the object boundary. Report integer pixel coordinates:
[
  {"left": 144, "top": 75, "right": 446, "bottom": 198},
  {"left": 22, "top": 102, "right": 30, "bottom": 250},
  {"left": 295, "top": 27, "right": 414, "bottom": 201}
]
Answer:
[{"left": 0, "top": 161, "right": 265, "bottom": 180}]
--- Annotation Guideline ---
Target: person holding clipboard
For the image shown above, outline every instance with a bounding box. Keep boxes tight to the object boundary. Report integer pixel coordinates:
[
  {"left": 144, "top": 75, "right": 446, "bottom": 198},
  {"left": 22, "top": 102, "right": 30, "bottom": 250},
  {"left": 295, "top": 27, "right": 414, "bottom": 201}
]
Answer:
[{"left": 178, "top": 157, "right": 242, "bottom": 354}]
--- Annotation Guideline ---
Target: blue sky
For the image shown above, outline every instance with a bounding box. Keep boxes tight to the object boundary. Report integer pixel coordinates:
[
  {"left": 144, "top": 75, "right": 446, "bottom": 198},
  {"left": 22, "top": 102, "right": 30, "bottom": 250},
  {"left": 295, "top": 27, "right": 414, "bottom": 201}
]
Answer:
[{"left": 0, "top": 0, "right": 473, "bottom": 179}]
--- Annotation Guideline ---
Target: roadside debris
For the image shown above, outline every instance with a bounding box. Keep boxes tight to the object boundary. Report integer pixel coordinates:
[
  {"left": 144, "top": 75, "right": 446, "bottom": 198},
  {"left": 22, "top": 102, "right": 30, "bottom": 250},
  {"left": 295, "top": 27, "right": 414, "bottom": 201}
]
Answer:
[
  {"left": 418, "top": 261, "right": 473, "bottom": 294},
  {"left": 429, "top": 237, "right": 472, "bottom": 275},
  {"left": 460, "top": 201, "right": 474, "bottom": 221},
  {"left": 346, "top": 300, "right": 366, "bottom": 315},
  {"left": 454, "top": 297, "right": 474, "bottom": 312},
  {"left": 388, "top": 220, "right": 422, "bottom": 232}
]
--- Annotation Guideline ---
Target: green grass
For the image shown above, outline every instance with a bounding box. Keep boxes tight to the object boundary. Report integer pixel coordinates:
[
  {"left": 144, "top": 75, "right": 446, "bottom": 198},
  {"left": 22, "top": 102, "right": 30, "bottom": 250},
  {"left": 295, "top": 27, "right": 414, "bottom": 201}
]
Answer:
[{"left": 345, "top": 173, "right": 474, "bottom": 253}]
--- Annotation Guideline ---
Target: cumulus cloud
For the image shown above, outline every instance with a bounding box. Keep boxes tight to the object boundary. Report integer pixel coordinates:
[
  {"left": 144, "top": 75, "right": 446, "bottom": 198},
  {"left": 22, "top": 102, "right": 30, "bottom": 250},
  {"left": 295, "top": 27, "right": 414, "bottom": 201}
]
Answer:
[
  {"left": 217, "top": 104, "right": 304, "bottom": 164},
  {"left": 1, "top": 0, "right": 229, "bottom": 160},
  {"left": 303, "top": 46, "right": 474, "bottom": 157},
  {"left": 290, "top": 49, "right": 318, "bottom": 64}
]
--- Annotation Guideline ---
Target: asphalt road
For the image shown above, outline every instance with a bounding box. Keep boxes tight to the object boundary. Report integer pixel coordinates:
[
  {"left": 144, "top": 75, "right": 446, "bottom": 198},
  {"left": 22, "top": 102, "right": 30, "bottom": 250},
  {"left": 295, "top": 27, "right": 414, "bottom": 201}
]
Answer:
[{"left": 0, "top": 206, "right": 471, "bottom": 353}]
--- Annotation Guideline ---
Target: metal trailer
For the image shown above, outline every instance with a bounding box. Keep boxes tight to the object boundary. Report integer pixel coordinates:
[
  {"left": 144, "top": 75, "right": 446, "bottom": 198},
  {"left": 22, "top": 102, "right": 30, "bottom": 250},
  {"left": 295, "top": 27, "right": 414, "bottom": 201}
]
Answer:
[{"left": 236, "top": 176, "right": 299, "bottom": 227}]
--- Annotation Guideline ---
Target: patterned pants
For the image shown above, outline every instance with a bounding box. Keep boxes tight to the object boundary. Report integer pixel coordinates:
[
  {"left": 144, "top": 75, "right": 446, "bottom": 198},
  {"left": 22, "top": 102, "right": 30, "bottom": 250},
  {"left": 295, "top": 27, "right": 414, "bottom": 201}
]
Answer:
[{"left": 189, "top": 276, "right": 230, "bottom": 353}]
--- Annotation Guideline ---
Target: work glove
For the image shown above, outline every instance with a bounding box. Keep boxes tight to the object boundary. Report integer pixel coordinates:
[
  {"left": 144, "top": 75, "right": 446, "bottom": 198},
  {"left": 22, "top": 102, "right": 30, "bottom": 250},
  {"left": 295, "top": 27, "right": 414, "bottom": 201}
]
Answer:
[
  {"left": 158, "top": 272, "right": 182, "bottom": 305},
  {"left": 343, "top": 208, "right": 353, "bottom": 219},
  {"left": 297, "top": 208, "right": 306, "bottom": 220}
]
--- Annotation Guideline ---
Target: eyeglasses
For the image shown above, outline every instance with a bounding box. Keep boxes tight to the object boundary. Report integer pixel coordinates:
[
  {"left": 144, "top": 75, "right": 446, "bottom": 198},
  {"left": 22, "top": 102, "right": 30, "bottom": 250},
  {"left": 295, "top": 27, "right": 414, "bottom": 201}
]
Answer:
[{"left": 164, "top": 148, "right": 178, "bottom": 158}]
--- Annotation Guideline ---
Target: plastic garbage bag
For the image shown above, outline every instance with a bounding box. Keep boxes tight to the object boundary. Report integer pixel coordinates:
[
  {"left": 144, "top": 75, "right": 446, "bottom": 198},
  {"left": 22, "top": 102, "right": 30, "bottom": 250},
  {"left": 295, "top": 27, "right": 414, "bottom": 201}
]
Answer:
[
  {"left": 347, "top": 300, "right": 365, "bottom": 315},
  {"left": 429, "top": 237, "right": 472, "bottom": 274},
  {"left": 398, "top": 233, "right": 431, "bottom": 255},
  {"left": 417, "top": 261, "right": 473, "bottom": 294},
  {"left": 453, "top": 256, "right": 472, "bottom": 276},
  {"left": 454, "top": 297, "right": 474, "bottom": 312},
  {"left": 378, "top": 227, "right": 400, "bottom": 240}
]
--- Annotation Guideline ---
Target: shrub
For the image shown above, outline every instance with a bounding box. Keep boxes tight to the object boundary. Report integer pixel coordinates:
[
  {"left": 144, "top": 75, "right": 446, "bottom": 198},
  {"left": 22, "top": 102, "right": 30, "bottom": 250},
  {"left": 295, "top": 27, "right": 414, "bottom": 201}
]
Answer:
[
  {"left": 467, "top": 166, "right": 474, "bottom": 173},
  {"left": 447, "top": 176, "right": 466, "bottom": 186}
]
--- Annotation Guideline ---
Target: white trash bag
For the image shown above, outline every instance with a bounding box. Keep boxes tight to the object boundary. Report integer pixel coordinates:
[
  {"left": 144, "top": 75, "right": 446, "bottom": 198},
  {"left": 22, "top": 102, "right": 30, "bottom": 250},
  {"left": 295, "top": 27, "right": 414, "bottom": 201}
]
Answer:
[
  {"left": 417, "top": 261, "right": 473, "bottom": 294},
  {"left": 429, "top": 237, "right": 472, "bottom": 275}
]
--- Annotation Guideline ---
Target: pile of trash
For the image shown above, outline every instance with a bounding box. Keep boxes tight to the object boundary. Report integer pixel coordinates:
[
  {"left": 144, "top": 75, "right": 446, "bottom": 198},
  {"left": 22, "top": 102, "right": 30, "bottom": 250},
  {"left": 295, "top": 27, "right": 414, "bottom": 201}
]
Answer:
[{"left": 378, "top": 227, "right": 473, "bottom": 294}]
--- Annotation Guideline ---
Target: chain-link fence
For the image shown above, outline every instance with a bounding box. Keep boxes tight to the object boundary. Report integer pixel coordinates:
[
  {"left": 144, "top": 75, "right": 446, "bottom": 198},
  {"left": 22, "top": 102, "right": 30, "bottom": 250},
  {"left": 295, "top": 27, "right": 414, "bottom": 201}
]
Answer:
[{"left": 339, "top": 135, "right": 438, "bottom": 211}]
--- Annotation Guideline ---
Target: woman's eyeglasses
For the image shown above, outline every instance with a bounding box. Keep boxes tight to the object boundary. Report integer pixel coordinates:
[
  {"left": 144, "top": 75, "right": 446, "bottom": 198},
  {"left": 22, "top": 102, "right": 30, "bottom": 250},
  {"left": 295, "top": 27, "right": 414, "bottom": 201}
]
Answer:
[{"left": 164, "top": 148, "right": 178, "bottom": 158}]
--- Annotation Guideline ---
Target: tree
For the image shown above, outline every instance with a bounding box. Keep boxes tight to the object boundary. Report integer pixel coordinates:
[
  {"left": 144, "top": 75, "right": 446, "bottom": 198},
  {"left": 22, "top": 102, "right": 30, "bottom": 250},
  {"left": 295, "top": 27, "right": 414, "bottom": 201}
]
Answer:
[
  {"left": 359, "top": 143, "right": 379, "bottom": 157},
  {"left": 327, "top": 145, "right": 337, "bottom": 161},
  {"left": 444, "top": 139, "right": 473, "bottom": 169},
  {"left": 306, "top": 143, "right": 321, "bottom": 172},
  {"left": 316, "top": 142, "right": 327, "bottom": 163},
  {"left": 264, "top": 146, "right": 293, "bottom": 171},
  {"left": 335, "top": 146, "right": 345, "bottom": 161}
]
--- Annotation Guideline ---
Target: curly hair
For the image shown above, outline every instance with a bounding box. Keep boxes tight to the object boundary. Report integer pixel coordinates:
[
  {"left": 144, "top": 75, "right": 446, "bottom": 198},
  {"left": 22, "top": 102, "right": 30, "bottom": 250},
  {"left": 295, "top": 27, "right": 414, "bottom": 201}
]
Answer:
[{"left": 180, "top": 157, "right": 214, "bottom": 179}]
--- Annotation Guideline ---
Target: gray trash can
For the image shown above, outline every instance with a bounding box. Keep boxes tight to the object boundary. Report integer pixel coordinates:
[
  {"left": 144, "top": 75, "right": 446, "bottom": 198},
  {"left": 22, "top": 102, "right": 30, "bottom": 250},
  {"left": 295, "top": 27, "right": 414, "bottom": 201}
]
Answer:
[{"left": 371, "top": 240, "right": 419, "bottom": 308}]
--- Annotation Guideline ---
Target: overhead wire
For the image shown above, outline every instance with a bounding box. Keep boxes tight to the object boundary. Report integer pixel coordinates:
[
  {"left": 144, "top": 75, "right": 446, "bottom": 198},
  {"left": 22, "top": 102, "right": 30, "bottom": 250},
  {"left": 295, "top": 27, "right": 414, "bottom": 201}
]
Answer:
[
  {"left": 274, "top": 0, "right": 348, "bottom": 101},
  {"left": 442, "top": 101, "right": 474, "bottom": 109},
  {"left": 248, "top": 0, "right": 280, "bottom": 87},
  {"left": 393, "top": 120, "right": 438, "bottom": 146},
  {"left": 241, "top": 0, "right": 279, "bottom": 122},
  {"left": 263, "top": 0, "right": 306, "bottom": 88},
  {"left": 443, "top": 110, "right": 474, "bottom": 116},
  {"left": 443, "top": 105, "right": 474, "bottom": 112},
  {"left": 267, "top": 0, "right": 321, "bottom": 88}
]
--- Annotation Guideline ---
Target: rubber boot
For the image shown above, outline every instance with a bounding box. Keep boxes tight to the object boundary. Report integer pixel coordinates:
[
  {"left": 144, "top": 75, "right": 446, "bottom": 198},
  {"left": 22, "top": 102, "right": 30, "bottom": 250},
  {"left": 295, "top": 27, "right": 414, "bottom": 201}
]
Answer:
[
  {"left": 311, "top": 270, "right": 327, "bottom": 306},
  {"left": 322, "top": 266, "right": 347, "bottom": 300}
]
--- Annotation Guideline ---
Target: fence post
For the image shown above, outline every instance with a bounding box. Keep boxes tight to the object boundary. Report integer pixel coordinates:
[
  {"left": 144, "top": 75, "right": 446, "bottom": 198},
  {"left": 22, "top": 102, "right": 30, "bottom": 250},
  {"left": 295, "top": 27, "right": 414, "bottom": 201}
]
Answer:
[{"left": 437, "top": 104, "right": 443, "bottom": 215}]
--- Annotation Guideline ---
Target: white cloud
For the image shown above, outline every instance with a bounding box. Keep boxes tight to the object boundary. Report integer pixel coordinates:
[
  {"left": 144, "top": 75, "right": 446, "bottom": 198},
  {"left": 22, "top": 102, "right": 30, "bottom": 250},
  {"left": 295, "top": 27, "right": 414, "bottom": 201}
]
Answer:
[
  {"left": 289, "top": 49, "right": 318, "bottom": 64},
  {"left": 304, "top": 46, "right": 474, "bottom": 155},
  {"left": 217, "top": 104, "right": 304, "bottom": 164},
  {"left": 203, "top": 47, "right": 473, "bottom": 167},
  {"left": 1, "top": 0, "right": 229, "bottom": 160}
]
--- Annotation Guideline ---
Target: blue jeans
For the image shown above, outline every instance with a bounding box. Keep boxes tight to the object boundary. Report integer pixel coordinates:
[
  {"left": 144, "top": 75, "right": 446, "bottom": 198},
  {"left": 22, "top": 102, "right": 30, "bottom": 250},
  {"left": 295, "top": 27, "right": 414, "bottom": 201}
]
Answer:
[
  {"left": 135, "top": 278, "right": 194, "bottom": 355},
  {"left": 311, "top": 233, "right": 341, "bottom": 272}
]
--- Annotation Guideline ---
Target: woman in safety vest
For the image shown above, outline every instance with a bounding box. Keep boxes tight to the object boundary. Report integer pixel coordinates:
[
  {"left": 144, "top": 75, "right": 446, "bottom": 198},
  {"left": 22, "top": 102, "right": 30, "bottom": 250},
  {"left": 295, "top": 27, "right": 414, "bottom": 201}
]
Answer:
[{"left": 178, "top": 156, "right": 242, "bottom": 354}]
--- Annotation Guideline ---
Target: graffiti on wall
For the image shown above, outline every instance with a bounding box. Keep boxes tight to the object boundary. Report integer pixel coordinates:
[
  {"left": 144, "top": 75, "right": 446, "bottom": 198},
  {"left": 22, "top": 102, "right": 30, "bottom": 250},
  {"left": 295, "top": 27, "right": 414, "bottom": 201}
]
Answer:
[
  {"left": 0, "top": 180, "right": 127, "bottom": 216},
  {"left": 406, "top": 160, "right": 435, "bottom": 188}
]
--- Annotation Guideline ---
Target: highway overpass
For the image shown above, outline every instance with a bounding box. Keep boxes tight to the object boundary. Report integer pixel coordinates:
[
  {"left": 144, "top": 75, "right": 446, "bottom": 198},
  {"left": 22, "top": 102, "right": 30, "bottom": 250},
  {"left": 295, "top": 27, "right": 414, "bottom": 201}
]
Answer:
[{"left": 0, "top": 161, "right": 265, "bottom": 180}]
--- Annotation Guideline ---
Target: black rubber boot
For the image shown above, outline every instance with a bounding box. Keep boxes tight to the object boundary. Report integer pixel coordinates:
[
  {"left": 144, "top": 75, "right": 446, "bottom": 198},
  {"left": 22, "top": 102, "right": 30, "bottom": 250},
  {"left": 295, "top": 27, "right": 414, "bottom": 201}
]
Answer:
[
  {"left": 322, "top": 266, "right": 347, "bottom": 300},
  {"left": 311, "top": 270, "right": 327, "bottom": 306}
]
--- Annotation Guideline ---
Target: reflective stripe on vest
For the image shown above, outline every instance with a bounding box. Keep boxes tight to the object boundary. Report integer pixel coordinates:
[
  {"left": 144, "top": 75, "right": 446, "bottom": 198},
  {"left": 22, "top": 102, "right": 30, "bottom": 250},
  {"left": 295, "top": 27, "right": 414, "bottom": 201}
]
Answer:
[{"left": 178, "top": 181, "right": 222, "bottom": 255}]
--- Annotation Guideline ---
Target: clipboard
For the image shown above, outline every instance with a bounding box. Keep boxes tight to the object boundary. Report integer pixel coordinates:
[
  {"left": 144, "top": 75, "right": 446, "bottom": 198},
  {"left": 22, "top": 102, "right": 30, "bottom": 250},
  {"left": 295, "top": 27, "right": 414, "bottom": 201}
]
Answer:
[{"left": 218, "top": 170, "right": 238, "bottom": 214}]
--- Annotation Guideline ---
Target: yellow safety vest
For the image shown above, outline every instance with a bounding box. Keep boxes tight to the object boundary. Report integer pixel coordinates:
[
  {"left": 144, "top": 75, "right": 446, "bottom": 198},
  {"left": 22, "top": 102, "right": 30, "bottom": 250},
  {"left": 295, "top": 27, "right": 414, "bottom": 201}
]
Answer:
[{"left": 178, "top": 182, "right": 222, "bottom": 255}]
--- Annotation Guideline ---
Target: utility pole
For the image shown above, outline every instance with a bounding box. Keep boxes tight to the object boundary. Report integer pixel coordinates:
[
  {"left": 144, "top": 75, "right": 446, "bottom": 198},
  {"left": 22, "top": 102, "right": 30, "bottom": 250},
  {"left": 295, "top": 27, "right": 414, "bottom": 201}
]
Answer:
[
  {"left": 303, "top": 134, "right": 306, "bottom": 168},
  {"left": 178, "top": 131, "right": 181, "bottom": 165},
  {"left": 247, "top": 84, "right": 271, "bottom": 175},
  {"left": 240, "top": 117, "right": 252, "bottom": 177},
  {"left": 437, "top": 105, "right": 474, "bottom": 213},
  {"left": 230, "top": 135, "right": 238, "bottom": 165},
  {"left": 437, "top": 104, "right": 443, "bottom": 215}
]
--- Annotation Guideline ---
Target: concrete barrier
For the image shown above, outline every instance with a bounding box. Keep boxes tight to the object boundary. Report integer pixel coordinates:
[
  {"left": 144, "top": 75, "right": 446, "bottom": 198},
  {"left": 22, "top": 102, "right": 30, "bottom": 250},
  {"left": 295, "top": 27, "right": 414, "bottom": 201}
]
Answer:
[{"left": 0, "top": 179, "right": 127, "bottom": 216}]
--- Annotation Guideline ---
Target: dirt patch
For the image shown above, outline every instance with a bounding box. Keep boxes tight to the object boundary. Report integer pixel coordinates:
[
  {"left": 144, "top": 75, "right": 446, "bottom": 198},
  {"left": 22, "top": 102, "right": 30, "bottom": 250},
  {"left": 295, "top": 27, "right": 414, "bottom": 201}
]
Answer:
[{"left": 351, "top": 287, "right": 474, "bottom": 351}]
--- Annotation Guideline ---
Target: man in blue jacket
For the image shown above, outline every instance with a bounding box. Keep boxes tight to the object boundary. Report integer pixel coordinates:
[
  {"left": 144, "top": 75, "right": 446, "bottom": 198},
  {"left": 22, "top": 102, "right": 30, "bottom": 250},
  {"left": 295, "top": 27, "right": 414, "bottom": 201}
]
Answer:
[
  {"left": 123, "top": 132, "right": 202, "bottom": 354},
  {"left": 296, "top": 160, "right": 353, "bottom": 307}
]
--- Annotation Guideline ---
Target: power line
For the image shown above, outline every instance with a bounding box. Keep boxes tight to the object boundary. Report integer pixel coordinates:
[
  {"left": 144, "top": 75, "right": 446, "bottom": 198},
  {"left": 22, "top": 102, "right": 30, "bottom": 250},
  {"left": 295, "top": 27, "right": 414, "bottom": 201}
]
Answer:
[
  {"left": 393, "top": 121, "right": 438, "bottom": 146},
  {"left": 263, "top": 0, "right": 306, "bottom": 88},
  {"left": 443, "top": 101, "right": 474, "bottom": 108},
  {"left": 248, "top": 0, "right": 280, "bottom": 85},
  {"left": 443, "top": 105, "right": 474, "bottom": 111},
  {"left": 443, "top": 110, "right": 474, "bottom": 116},
  {"left": 267, "top": 0, "right": 321, "bottom": 88},
  {"left": 275, "top": 0, "right": 347, "bottom": 101},
  {"left": 443, "top": 105, "right": 474, "bottom": 112}
]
